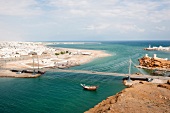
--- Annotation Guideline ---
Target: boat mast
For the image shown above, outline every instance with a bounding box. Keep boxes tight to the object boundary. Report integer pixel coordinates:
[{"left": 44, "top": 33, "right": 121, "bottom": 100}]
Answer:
[
  {"left": 37, "top": 55, "right": 39, "bottom": 73},
  {"left": 128, "top": 59, "right": 132, "bottom": 81},
  {"left": 32, "top": 55, "right": 35, "bottom": 75},
  {"left": 129, "top": 59, "right": 131, "bottom": 75}
]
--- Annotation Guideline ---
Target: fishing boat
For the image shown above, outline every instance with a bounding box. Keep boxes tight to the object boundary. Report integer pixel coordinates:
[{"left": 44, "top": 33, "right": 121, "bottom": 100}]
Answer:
[{"left": 80, "top": 84, "right": 98, "bottom": 91}]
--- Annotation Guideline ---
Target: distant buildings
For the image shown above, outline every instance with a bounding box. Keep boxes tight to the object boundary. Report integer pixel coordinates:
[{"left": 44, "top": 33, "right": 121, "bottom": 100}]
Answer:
[
  {"left": 0, "top": 41, "right": 93, "bottom": 59},
  {"left": 0, "top": 42, "right": 55, "bottom": 59},
  {"left": 144, "top": 45, "right": 170, "bottom": 51},
  {"left": 145, "top": 54, "right": 168, "bottom": 60}
]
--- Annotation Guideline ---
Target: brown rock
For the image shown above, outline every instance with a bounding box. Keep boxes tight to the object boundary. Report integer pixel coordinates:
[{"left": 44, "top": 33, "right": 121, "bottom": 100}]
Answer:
[
  {"left": 138, "top": 56, "right": 170, "bottom": 69},
  {"left": 167, "top": 80, "right": 170, "bottom": 85},
  {"left": 85, "top": 83, "right": 170, "bottom": 113},
  {"left": 154, "top": 62, "right": 161, "bottom": 66}
]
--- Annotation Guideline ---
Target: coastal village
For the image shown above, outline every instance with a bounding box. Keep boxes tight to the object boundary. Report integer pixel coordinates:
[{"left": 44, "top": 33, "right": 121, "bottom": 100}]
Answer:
[
  {"left": 0, "top": 42, "right": 170, "bottom": 113},
  {"left": 0, "top": 41, "right": 170, "bottom": 84},
  {"left": 0, "top": 41, "right": 110, "bottom": 77},
  {"left": 1, "top": 1, "right": 170, "bottom": 113}
]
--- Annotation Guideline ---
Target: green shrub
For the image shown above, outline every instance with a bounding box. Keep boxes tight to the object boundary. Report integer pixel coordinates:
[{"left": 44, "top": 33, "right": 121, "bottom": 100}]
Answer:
[
  {"left": 60, "top": 51, "right": 65, "bottom": 54},
  {"left": 55, "top": 53, "right": 60, "bottom": 55}
]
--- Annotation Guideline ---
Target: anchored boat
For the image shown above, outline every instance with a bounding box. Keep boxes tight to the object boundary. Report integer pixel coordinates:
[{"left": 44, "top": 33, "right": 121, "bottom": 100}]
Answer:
[{"left": 80, "top": 84, "right": 98, "bottom": 91}]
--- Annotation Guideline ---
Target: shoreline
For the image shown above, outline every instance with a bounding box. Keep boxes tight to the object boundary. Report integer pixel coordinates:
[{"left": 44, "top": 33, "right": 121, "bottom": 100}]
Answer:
[
  {"left": 85, "top": 79, "right": 170, "bottom": 113},
  {"left": 0, "top": 70, "right": 41, "bottom": 78},
  {"left": 84, "top": 71, "right": 170, "bottom": 113},
  {"left": 83, "top": 66, "right": 170, "bottom": 113},
  {"left": 84, "top": 47, "right": 170, "bottom": 113},
  {"left": 0, "top": 42, "right": 111, "bottom": 78},
  {"left": 1, "top": 49, "right": 111, "bottom": 69}
]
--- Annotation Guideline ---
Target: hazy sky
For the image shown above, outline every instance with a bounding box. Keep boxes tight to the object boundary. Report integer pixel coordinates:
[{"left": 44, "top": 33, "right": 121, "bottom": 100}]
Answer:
[{"left": 0, "top": 0, "right": 170, "bottom": 41}]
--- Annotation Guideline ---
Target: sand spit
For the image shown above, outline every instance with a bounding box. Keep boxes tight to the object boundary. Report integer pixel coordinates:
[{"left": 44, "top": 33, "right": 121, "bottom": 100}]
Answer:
[
  {"left": 1, "top": 49, "right": 111, "bottom": 70},
  {"left": 85, "top": 82, "right": 170, "bottom": 113},
  {"left": 0, "top": 42, "right": 111, "bottom": 78}
]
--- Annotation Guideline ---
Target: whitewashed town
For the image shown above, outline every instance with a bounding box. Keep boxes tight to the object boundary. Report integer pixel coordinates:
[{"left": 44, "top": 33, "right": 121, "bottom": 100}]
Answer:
[
  {"left": 0, "top": 41, "right": 110, "bottom": 77},
  {"left": 144, "top": 45, "right": 170, "bottom": 51}
]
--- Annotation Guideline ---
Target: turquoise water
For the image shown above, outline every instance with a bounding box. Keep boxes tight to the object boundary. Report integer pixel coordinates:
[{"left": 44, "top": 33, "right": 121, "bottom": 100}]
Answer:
[
  {"left": 0, "top": 41, "right": 170, "bottom": 113},
  {"left": 50, "top": 41, "right": 170, "bottom": 74}
]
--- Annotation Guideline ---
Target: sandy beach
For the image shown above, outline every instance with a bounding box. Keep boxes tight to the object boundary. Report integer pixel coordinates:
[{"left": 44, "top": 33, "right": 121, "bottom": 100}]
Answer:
[
  {"left": 0, "top": 42, "right": 111, "bottom": 77},
  {"left": 1, "top": 49, "right": 111, "bottom": 69}
]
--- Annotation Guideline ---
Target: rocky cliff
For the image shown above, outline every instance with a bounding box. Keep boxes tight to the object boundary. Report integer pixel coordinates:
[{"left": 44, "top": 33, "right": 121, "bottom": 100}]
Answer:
[
  {"left": 138, "top": 56, "right": 170, "bottom": 68},
  {"left": 85, "top": 83, "right": 170, "bottom": 113}
]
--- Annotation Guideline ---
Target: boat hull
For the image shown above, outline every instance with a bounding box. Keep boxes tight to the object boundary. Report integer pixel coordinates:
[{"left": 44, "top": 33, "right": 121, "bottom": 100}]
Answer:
[{"left": 81, "top": 84, "right": 98, "bottom": 91}]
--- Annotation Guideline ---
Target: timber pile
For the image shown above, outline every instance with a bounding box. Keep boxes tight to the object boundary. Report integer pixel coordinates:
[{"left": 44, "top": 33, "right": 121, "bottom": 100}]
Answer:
[{"left": 138, "top": 57, "right": 170, "bottom": 68}]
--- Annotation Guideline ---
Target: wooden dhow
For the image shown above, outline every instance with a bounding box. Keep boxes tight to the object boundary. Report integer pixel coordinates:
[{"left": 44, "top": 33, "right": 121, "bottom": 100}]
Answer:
[{"left": 80, "top": 84, "right": 98, "bottom": 91}]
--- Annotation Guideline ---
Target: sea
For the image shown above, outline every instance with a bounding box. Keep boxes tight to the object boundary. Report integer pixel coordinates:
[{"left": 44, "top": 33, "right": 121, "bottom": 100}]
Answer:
[{"left": 0, "top": 41, "right": 170, "bottom": 113}]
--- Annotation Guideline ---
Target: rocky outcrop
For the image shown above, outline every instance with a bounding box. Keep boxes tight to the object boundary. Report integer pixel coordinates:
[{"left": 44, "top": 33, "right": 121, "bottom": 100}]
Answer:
[
  {"left": 138, "top": 56, "right": 170, "bottom": 68},
  {"left": 85, "top": 83, "right": 170, "bottom": 113},
  {"left": 167, "top": 80, "right": 170, "bottom": 85}
]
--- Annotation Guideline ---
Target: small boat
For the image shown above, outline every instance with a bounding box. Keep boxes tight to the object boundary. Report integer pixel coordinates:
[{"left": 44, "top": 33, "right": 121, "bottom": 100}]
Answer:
[{"left": 80, "top": 84, "right": 98, "bottom": 91}]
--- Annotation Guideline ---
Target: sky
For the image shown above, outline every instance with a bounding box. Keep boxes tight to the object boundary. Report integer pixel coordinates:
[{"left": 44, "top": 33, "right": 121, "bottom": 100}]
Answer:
[{"left": 0, "top": 0, "right": 170, "bottom": 41}]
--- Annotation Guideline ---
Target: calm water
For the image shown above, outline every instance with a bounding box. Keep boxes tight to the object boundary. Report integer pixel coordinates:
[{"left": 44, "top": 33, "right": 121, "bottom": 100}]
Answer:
[{"left": 0, "top": 41, "right": 170, "bottom": 113}]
